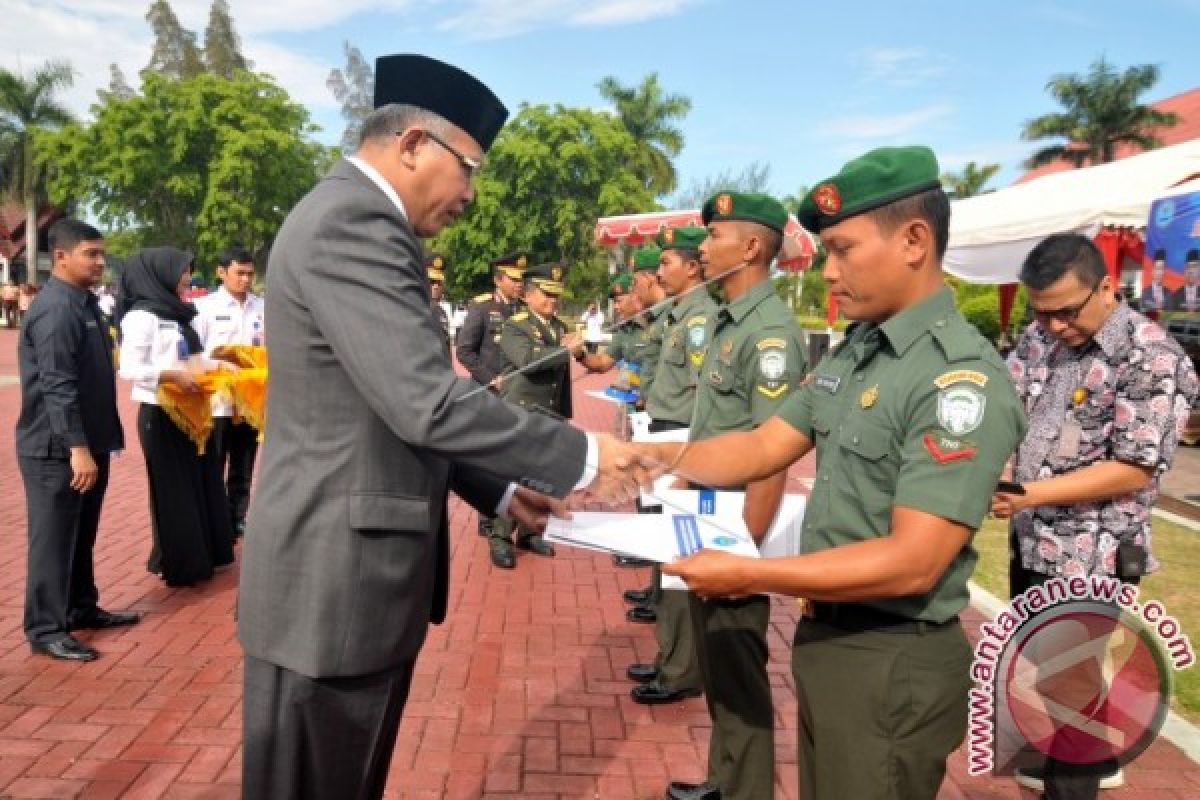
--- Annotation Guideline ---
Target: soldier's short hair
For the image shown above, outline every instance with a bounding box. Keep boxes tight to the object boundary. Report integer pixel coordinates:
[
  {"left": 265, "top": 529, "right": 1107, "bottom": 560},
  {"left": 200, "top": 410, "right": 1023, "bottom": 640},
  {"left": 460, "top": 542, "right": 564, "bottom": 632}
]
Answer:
[{"left": 865, "top": 187, "right": 951, "bottom": 260}]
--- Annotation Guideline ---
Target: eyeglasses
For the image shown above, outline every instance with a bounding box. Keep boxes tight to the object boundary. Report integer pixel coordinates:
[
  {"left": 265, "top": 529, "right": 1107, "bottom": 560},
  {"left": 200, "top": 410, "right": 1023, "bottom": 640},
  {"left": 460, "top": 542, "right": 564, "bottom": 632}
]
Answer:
[
  {"left": 1032, "top": 283, "right": 1099, "bottom": 324},
  {"left": 409, "top": 129, "right": 482, "bottom": 179}
]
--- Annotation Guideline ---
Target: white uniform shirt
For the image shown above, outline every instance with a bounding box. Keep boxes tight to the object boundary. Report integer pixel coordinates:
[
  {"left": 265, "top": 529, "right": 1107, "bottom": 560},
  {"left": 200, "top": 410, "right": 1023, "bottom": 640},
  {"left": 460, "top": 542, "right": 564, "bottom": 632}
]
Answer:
[
  {"left": 192, "top": 287, "right": 266, "bottom": 417},
  {"left": 119, "top": 310, "right": 210, "bottom": 406}
]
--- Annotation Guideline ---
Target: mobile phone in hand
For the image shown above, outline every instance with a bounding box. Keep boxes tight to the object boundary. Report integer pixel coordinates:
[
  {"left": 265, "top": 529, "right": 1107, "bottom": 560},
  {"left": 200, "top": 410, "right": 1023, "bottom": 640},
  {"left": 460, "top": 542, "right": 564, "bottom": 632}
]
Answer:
[{"left": 995, "top": 480, "right": 1026, "bottom": 495}]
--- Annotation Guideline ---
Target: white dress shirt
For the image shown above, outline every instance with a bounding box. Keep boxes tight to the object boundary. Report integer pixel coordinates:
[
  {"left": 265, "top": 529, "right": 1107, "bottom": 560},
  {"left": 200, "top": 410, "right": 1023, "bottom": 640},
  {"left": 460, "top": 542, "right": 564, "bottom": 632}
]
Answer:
[
  {"left": 192, "top": 287, "right": 265, "bottom": 417},
  {"left": 120, "top": 310, "right": 215, "bottom": 406}
]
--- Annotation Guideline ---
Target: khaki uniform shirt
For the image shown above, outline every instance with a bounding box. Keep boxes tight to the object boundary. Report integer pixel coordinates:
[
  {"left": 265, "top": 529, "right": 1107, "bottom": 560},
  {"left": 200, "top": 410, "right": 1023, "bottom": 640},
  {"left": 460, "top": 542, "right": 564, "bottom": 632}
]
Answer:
[
  {"left": 691, "top": 280, "right": 808, "bottom": 446},
  {"left": 778, "top": 288, "right": 1026, "bottom": 623},
  {"left": 645, "top": 286, "right": 718, "bottom": 425}
]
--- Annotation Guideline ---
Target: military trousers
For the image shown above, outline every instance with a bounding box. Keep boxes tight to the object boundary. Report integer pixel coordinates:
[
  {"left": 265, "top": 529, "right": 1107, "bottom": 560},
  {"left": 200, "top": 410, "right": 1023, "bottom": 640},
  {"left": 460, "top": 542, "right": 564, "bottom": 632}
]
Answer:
[
  {"left": 688, "top": 593, "right": 774, "bottom": 800},
  {"left": 791, "top": 616, "right": 972, "bottom": 800}
]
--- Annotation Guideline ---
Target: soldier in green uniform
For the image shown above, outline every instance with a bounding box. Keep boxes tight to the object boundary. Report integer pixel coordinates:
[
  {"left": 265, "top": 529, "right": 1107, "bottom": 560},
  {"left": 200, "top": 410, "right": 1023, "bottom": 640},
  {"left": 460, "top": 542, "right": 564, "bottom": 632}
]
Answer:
[
  {"left": 576, "top": 273, "right": 642, "bottom": 376},
  {"left": 626, "top": 226, "right": 714, "bottom": 704},
  {"left": 456, "top": 253, "right": 526, "bottom": 538},
  {"left": 426, "top": 254, "right": 451, "bottom": 352},
  {"left": 630, "top": 244, "right": 670, "bottom": 401},
  {"left": 653, "top": 147, "right": 1027, "bottom": 800},
  {"left": 660, "top": 193, "right": 808, "bottom": 800},
  {"left": 489, "top": 262, "right": 580, "bottom": 568}
]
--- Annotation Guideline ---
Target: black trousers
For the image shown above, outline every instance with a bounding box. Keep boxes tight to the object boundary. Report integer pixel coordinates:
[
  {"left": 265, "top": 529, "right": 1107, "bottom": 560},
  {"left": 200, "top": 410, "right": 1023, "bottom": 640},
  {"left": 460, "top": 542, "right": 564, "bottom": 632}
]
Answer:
[
  {"left": 19, "top": 453, "right": 109, "bottom": 645},
  {"left": 1010, "top": 563, "right": 1139, "bottom": 800},
  {"left": 242, "top": 655, "right": 415, "bottom": 800},
  {"left": 137, "top": 404, "right": 235, "bottom": 586},
  {"left": 209, "top": 416, "right": 259, "bottom": 526}
]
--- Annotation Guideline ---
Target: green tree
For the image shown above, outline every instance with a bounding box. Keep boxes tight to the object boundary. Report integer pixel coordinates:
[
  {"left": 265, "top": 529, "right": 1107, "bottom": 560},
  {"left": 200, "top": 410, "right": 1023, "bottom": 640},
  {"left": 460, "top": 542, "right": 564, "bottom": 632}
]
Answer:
[
  {"left": 0, "top": 60, "right": 75, "bottom": 285},
  {"left": 1022, "top": 58, "right": 1178, "bottom": 169},
  {"left": 673, "top": 161, "right": 772, "bottom": 209},
  {"left": 433, "top": 103, "right": 655, "bottom": 300},
  {"left": 781, "top": 185, "right": 809, "bottom": 215},
  {"left": 39, "top": 71, "right": 327, "bottom": 269},
  {"left": 96, "top": 64, "right": 136, "bottom": 106},
  {"left": 597, "top": 73, "right": 691, "bottom": 197},
  {"left": 144, "top": 0, "right": 204, "bottom": 80},
  {"left": 204, "top": 0, "right": 252, "bottom": 79},
  {"left": 326, "top": 41, "right": 374, "bottom": 151},
  {"left": 941, "top": 161, "right": 1000, "bottom": 198}
]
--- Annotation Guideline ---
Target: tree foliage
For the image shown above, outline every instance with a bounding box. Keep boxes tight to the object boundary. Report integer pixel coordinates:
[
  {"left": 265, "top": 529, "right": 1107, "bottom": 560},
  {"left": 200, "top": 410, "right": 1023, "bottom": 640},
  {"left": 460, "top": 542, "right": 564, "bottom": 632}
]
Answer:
[
  {"left": 38, "top": 71, "right": 327, "bottom": 270},
  {"left": 597, "top": 73, "right": 691, "bottom": 197},
  {"left": 941, "top": 161, "right": 1000, "bottom": 198},
  {"left": 432, "top": 103, "right": 656, "bottom": 301},
  {"left": 673, "top": 161, "right": 772, "bottom": 210},
  {"left": 1022, "top": 58, "right": 1178, "bottom": 169},
  {"left": 96, "top": 64, "right": 136, "bottom": 107},
  {"left": 326, "top": 41, "right": 374, "bottom": 152},
  {"left": 144, "top": 0, "right": 204, "bottom": 80},
  {"left": 204, "top": 0, "right": 252, "bottom": 79}
]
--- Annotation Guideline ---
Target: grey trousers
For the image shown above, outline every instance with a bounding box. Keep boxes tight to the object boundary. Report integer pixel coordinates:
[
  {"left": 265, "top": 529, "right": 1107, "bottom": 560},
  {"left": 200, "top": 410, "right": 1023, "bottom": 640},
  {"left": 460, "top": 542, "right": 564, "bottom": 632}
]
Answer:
[{"left": 242, "top": 654, "right": 415, "bottom": 800}]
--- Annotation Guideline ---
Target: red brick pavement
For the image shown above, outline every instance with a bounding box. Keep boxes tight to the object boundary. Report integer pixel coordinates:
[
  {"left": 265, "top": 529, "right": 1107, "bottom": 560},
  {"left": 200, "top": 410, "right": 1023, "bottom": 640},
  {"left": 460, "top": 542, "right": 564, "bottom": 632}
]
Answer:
[{"left": 0, "top": 326, "right": 1196, "bottom": 799}]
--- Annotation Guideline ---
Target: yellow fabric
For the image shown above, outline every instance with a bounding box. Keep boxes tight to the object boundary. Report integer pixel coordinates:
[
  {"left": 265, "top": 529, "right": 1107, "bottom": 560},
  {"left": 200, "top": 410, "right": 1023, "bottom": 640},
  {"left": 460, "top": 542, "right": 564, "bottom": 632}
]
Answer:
[
  {"left": 212, "top": 345, "right": 269, "bottom": 439},
  {"left": 156, "top": 372, "right": 232, "bottom": 455}
]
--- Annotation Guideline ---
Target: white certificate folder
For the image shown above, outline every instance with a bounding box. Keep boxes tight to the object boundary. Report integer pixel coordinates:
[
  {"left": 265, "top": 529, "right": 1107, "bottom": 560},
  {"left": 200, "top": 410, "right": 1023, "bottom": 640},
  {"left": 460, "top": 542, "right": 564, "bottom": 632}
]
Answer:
[{"left": 545, "top": 510, "right": 761, "bottom": 563}]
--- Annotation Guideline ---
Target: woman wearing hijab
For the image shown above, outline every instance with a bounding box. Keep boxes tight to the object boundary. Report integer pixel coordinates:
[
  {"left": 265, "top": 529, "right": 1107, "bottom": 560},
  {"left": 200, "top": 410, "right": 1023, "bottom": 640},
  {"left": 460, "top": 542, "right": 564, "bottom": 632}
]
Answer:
[{"left": 117, "top": 247, "right": 235, "bottom": 587}]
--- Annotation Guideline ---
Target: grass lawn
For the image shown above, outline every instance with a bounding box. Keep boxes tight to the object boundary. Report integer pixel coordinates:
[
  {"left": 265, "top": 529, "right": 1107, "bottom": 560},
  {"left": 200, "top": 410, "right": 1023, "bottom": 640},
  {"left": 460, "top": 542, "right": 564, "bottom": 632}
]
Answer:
[{"left": 971, "top": 515, "right": 1200, "bottom": 724}]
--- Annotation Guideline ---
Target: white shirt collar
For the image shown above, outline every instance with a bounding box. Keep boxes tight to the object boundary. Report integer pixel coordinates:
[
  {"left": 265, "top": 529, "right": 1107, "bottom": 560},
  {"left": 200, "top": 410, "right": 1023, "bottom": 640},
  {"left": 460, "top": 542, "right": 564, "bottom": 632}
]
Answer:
[{"left": 346, "top": 156, "right": 408, "bottom": 219}]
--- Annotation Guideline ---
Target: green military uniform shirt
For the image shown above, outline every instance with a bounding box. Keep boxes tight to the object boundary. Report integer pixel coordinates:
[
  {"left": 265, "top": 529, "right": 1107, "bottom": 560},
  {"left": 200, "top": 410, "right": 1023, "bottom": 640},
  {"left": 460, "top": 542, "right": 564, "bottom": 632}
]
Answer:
[
  {"left": 778, "top": 288, "right": 1026, "bottom": 623},
  {"left": 497, "top": 309, "right": 573, "bottom": 419},
  {"left": 637, "top": 306, "right": 668, "bottom": 393},
  {"left": 691, "top": 280, "right": 808, "bottom": 443},
  {"left": 605, "top": 320, "right": 641, "bottom": 363},
  {"left": 645, "top": 286, "right": 718, "bottom": 425}
]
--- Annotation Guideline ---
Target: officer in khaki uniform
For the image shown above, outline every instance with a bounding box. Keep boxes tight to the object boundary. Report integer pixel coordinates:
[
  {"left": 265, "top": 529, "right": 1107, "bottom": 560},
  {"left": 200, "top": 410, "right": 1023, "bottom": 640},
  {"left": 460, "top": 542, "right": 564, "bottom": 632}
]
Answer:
[
  {"left": 655, "top": 147, "right": 1027, "bottom": 800},
  {"left": 455, "top": 252, "right": 526, "bottom": 538},
  {"left": 666, "top": 193, "right": 808, "bottom": 800},
  {"left": 490, "top": 262, "right": 579, "bottom": 567},
  {"left": 426, "top": 254, "right": 450, "bottom": 352},
  {"left": 626, "top": 226, "right": 714, "bottom": 704}
]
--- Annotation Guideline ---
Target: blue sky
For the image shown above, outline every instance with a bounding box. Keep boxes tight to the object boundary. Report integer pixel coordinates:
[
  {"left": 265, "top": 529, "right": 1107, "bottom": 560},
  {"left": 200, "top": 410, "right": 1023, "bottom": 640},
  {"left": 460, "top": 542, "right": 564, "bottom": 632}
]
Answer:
[{"left": 4, "top": 0, "right": 1199, "bottom": 204}]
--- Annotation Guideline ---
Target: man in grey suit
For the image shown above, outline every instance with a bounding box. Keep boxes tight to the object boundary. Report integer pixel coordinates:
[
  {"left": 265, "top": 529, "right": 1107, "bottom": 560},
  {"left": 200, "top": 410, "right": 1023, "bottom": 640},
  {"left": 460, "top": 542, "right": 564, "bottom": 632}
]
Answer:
[{"left": 238, "top": 54, "right": 640, "bottom": 799}]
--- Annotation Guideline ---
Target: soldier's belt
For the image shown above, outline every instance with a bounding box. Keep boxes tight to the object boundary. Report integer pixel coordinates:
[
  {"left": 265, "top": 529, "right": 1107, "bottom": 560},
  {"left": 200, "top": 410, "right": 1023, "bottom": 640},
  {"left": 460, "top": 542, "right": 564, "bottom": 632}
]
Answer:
[{"left": 807, "top": 602, "right": 957, "bottom": 634}]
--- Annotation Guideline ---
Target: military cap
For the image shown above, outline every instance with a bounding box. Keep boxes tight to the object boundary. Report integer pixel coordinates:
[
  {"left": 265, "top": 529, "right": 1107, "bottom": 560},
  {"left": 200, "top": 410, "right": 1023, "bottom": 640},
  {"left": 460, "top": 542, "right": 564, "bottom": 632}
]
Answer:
[
  {"left": 657, "top": 226, "right": 707, "bottom": 251},
  {"left": 632, "top": 245, "right": 663, "bottom": 272},
  {"left": 610, "top": 272, "right": 633, "bottom": 296},
  {"left": 373, "top": 54, "right": 509, "bottom": 151},
  {"left": 525, "top": 262, "right": 566, "bottom": 295},
  {"left": 490, "top": 252, "right": 528, "bottom": 280},
  {"left": 425, "top": 254, "right": 447, "bottom": 283},
  {"left": 797, "top": 145, "right": 942, "bottom": 233},
  {"left": 701, "top": 191, "right": 788, "bottom": 233}
]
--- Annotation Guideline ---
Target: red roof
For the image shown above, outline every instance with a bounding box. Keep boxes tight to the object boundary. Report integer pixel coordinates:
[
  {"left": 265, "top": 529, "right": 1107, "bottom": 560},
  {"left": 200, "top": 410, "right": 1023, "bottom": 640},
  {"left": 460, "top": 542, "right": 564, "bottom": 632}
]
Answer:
[
  {"left": 1017, "top": 87, "right": 1200, "bottom": 184},
  {"left": 0, "top": 202, "right": 65, "bottom": 261}
]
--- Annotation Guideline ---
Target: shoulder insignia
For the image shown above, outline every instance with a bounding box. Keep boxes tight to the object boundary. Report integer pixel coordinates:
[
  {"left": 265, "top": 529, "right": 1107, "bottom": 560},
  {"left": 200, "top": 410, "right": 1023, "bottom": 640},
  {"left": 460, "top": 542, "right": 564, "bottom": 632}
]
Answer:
[
  {"left": 756, "top": 337, "right": 786, "bottom": 350},
  {"left": 934, "top": 369, "right": 988, "bottom": 389},
  {"left": 936, "top": 385, "right": 986, "bottom": 436},
  {"left": 923, "top": 432, "right": 977, "bottom": 464},
  {"left": 473, "top": 293, "right": 492, "bottom": 303},
  {"left": 756, "top": 343, "right": 789, "bottom": 398},
  {"left": 511, "top": 312, "right": 529, "bottom": 322}
]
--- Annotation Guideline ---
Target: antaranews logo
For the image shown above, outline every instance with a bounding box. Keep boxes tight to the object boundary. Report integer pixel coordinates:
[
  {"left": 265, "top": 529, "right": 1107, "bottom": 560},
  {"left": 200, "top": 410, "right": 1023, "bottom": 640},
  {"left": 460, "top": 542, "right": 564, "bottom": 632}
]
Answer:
[{"left": 967, "top": 575, "right": 1194, "bottom": 776}]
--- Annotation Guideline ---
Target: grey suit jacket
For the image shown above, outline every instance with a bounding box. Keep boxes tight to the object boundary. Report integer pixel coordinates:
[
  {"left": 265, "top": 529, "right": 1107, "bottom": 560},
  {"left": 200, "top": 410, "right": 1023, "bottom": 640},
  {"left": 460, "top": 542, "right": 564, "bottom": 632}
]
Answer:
[{"left": 238, "top": 159, "right": 588, "bottom": 679}]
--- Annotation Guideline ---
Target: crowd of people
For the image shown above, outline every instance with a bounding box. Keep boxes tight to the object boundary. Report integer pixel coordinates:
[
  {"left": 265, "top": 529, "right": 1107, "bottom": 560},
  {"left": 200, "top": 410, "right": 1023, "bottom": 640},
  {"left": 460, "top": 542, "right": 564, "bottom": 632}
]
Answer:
[{"left": 11, "top": 50, "right": 1199, "bottom": 800}]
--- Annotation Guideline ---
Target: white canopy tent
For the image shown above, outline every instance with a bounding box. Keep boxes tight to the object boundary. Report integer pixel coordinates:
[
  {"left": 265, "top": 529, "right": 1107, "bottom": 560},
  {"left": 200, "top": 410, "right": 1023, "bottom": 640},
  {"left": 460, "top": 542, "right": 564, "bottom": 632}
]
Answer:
[{"left": 945, "top": 140, "right": 1200, "bottom": 284}]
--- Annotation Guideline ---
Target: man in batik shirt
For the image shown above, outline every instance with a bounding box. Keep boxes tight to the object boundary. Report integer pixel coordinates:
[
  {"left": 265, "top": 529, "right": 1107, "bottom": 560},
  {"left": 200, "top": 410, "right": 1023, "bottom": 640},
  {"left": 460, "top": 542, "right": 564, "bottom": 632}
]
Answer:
[{"left": 994, "top": 233, "right": 1198, "bottom": 799}]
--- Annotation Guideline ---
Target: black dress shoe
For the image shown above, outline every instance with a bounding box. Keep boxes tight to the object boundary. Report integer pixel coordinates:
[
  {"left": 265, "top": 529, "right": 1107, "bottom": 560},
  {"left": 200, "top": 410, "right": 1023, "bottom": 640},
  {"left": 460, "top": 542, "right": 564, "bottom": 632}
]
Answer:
[
  {"left": 626, "top": 663, "right": 659, "bottom": 683},
  {"left": 623, "top": 588, "right": 653, "bottom": 605},
  {"left": 666, "top": 781, "right": 721, "bottom": 800},
  {"left": 69, "top": 608, "right": 141, "bottom": 631},
  {"left": 631, "top": 683, "right": 702, "bottom": 705},
  {"left": 614, "top": 555, "right": 654, "bottom": 567},
  {"left": 626, "top": 605, "right": 656, "bottom": 624},
  {"left": 31, "top": 636, "right": 99, "bottom": 662},
  {"left": 489, "top": 538, "right": 515, "bottom": 569},
  {"left": 516, "top": 534, "right": 555, "bottom": 557}
]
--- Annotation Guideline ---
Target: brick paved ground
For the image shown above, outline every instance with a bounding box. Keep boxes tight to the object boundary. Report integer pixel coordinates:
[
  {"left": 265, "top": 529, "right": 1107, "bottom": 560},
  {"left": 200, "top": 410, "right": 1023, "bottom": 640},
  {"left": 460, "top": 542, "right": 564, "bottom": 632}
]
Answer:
[{"left": 0, "top": 325, "right": 1197, "bottom": 799}]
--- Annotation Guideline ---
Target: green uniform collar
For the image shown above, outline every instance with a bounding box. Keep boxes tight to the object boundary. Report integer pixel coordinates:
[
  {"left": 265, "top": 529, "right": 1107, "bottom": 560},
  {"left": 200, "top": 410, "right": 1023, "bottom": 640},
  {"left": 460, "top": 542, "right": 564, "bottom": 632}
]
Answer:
[
  {"left": 873, "top": 286, "right": 957, "bottom": 357},
  {"left": 719, "top": 279, "right": 776, "bottom": 325},
  {"left": 669, "top": 284, "right": 712, "bottom": 322}
]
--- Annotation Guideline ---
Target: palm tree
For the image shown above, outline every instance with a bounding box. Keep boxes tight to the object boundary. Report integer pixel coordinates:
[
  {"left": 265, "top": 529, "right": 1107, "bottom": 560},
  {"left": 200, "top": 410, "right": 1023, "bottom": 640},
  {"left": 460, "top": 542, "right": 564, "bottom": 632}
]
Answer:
[
  {"left": 0, "top": 60, "right": 75, "bottom": 284},
  {"left": 941, "top": 162, "right": 1000, "bottom": 199},
  {"left": 1022, "top": 58, "right": 1178, "bottom": 169},
  {"left": 597, "top": 73, "right": 692, "bottom": 197}
]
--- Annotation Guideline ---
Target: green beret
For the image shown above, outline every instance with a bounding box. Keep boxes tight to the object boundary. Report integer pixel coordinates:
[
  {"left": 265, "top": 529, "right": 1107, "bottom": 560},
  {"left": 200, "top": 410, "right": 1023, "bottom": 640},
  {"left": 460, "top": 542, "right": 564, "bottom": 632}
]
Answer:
[
  {"left": 701, "top": 191, "right": 788, "bottom": 233},
  {"left": 657, "top": 226, "right": 707, "bottom": 250},
  {"left": 632, "top": 245, "right": 662, "bottom": 272},
  {"left": 797, "top": 145, "right": 941, "bottom": 233},
  {"left": 610, "top": 272, "right": 633, "bottom": 295}
]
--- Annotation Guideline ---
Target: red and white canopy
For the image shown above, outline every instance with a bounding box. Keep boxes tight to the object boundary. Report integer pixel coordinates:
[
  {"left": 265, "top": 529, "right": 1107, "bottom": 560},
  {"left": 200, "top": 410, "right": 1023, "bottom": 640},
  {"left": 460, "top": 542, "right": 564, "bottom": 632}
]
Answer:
[{"left": 594, "top": 210, "right": 817, "bottom": 271}]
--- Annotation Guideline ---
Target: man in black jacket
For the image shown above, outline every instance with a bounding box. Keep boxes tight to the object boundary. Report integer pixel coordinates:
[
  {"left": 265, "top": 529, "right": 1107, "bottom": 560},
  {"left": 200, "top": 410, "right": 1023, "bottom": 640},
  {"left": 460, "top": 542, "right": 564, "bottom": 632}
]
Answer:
[{"left": 16, "top": 219, "right": 139, "bottom": 662}]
